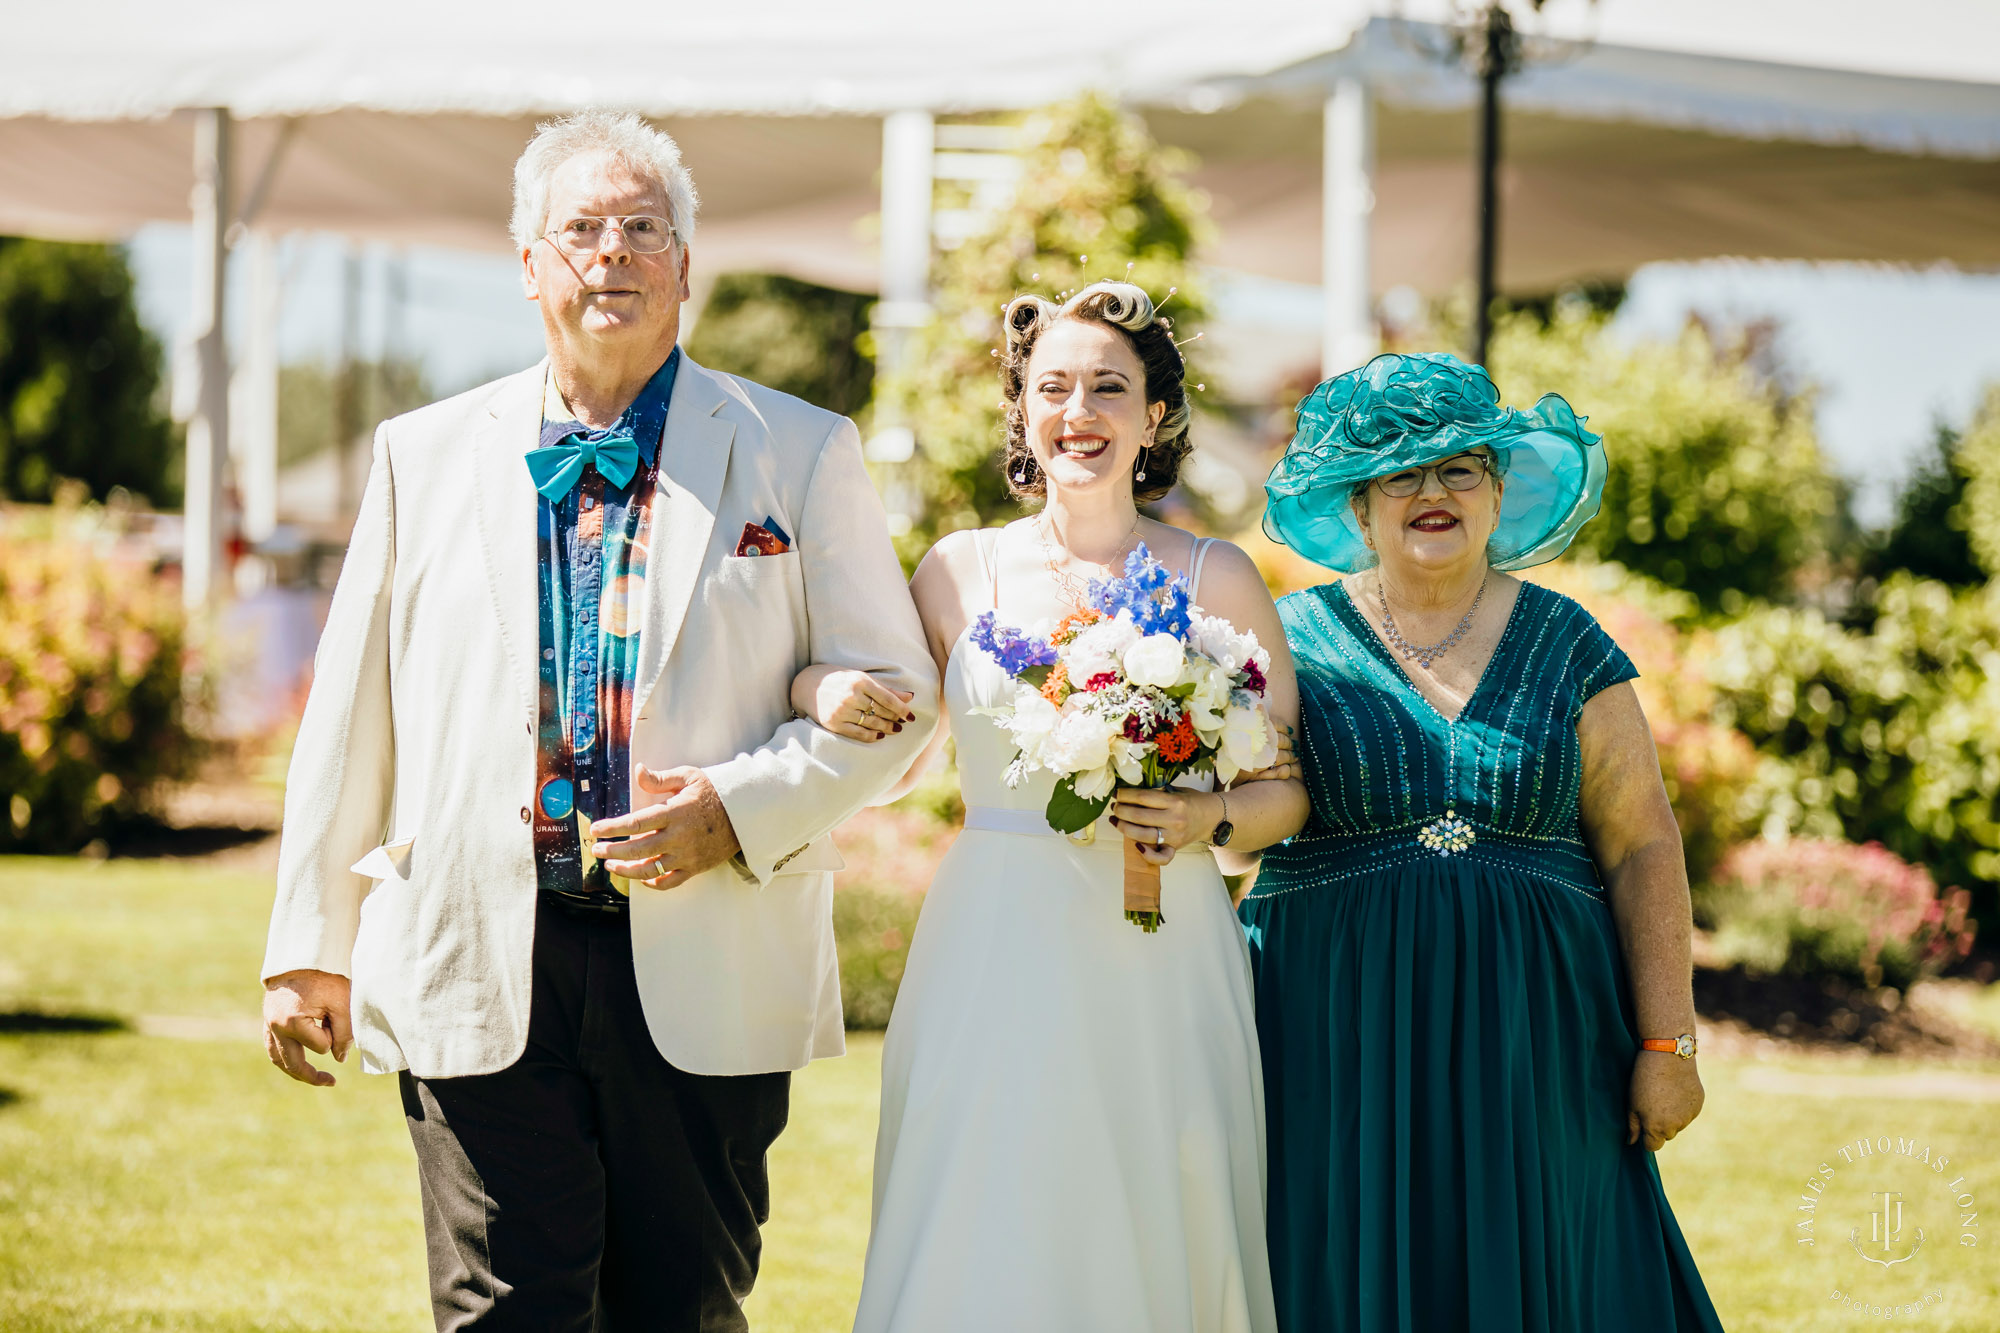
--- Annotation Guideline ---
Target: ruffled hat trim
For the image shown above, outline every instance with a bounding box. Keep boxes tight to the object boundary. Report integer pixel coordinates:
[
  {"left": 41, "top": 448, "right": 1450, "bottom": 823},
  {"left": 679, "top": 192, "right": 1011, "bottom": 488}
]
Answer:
[{"left": 1262, "top": 352, "right": 1607, "bottom": 574}]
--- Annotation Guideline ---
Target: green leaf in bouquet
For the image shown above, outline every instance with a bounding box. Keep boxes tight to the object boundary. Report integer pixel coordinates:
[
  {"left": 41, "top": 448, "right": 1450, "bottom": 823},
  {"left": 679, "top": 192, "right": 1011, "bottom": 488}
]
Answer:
[
  {"left": 1045, "top": 775, "right": 1113, "bottom": 833},
  {"left": 1018, "top": 664, "right": 1053, "bottom": 689}
]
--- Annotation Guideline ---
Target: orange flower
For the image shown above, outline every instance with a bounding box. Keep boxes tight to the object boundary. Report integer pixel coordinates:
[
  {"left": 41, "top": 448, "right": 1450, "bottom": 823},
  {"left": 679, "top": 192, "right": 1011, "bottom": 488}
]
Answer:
[
  {"left": 1040, "top": 662, "right": 1071, "bottom": 705},
  {"left": 1155, "top": 714, "right": 1197, "bottom": 764},
  {"left": 1051, "top": 607, "right": 1104, "bottom": 646}
]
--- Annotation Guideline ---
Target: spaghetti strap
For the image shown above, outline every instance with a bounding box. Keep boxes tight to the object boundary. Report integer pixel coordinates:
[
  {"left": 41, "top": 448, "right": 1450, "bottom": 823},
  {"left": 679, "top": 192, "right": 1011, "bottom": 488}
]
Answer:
[
  {"left": 977, "top": 526, "right": 1003, "bottom": 610},
  {"left": 1189, "top": 536, "right": 1216, "bottom": 603}
]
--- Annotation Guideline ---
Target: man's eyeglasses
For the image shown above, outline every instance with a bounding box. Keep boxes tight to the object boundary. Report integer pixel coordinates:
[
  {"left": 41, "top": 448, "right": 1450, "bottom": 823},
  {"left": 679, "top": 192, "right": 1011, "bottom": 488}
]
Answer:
[
  {"left": 1371, "top": 452, "right": 1494, "bottom": 499},
  {"left": 542, "top": 215, "right": 678, "bottom": 257}
]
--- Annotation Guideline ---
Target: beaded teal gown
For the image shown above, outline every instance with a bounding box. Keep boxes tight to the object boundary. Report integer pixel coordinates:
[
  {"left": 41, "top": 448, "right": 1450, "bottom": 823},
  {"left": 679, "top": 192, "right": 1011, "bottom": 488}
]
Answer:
[{"left": 1239, "top": 580, "right": 1725, "bottom": 1333}]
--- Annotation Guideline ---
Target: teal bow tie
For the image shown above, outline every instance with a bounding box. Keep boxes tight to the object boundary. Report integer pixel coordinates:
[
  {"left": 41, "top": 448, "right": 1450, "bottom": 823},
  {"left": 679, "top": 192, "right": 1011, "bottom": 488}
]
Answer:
[{"left": 525, "top": 424, "right": 642, "bottom": 500}]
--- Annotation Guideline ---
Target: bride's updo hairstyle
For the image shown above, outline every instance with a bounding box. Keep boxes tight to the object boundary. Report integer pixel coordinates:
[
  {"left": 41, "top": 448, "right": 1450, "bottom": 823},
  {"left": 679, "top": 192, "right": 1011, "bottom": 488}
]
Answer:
[{"left": 999, "top": 281, "right": 1193, "bottom": 506}]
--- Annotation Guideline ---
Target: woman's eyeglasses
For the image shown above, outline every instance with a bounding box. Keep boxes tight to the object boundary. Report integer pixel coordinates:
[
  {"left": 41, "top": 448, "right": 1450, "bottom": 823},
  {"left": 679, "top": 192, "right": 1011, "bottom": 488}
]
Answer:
[{"left": 1371, "top": 453, "right": 1493, "bottom": 499}]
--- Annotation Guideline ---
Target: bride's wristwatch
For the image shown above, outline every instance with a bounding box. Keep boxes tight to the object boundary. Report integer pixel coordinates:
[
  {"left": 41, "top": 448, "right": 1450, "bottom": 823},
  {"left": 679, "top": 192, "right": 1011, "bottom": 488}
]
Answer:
[
  {"left": 1640, "top": 1033, "right": 1698, "bottom": 1059},
  {"left": 1210, "top": 791, "right": 1234, "bottom": 848}
]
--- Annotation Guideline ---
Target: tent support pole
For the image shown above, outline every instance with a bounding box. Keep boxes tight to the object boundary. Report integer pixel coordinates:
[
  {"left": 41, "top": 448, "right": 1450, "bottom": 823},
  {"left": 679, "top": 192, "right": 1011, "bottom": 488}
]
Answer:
[
  {"left": 1321, "top": 78, "right": 1376, "bottom": 379},
  {"left": 235, "top": 230, "right": 281, "bottom": 550},
  {"left": 183, "top": 107, "right": 232, "bottom": 609},
  {"left": 875, "top": 109, "right": 935, "bottom": 383}
]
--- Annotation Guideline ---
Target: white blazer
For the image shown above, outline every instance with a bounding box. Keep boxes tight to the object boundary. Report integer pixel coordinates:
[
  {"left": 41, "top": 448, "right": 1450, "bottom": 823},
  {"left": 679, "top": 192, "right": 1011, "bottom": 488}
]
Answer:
[{"left": 262, "top": 355, "right": 938, "bottom": 1079}]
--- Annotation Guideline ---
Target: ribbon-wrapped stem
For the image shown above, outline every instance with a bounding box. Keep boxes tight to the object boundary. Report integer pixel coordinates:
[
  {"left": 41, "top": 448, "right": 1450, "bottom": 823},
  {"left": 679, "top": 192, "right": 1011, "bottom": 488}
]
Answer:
[{"left": 1123, "top": 837, "right": 1163, "bottom": 933}]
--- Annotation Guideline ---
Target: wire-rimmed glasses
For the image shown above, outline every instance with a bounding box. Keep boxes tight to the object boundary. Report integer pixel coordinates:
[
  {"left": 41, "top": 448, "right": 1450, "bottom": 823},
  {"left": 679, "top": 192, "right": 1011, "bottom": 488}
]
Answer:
[
  {"left": 1371, "top": 452, "right": 1493, "bottom": 498},
  {"left": 541, "top": 214, "right": 678, "bottom": 257}
]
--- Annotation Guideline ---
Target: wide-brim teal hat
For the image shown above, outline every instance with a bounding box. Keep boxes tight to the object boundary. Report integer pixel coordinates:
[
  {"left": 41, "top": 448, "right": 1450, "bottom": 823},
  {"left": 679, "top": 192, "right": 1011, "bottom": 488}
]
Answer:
[{"left": 1263, "top": 352, "right": 1606, "bottom": 574}]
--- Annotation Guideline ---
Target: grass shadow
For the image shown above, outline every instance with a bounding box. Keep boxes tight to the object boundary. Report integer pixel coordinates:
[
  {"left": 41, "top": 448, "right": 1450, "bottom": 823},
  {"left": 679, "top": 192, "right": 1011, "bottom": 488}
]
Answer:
[
  {"left": 0, "top": 1087, "right": 17, "bottom": 1109},
  {"left": 1695, "top": 964, "right": 2000, "bottom": 1057},
  {"left": 102, "top": 820, "right": 274, "bottom": 859},
  {"left": 0, "top": 1010, "right": 131, "bottom": 1036}
]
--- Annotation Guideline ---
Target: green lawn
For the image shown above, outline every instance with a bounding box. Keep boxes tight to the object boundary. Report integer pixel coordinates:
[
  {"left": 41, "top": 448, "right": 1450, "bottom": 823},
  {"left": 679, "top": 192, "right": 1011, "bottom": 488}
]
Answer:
[{"left": 2, "top": 856, "right": 1996, "bottom": 1331}]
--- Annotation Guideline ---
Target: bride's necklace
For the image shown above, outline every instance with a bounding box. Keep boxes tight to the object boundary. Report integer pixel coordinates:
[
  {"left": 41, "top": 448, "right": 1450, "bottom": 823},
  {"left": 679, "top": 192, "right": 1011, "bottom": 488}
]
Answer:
[
  {"left": 1037, "top": 513, "right": 1141, "bottom": 609},
  {"left": 1375, "top": 574, "right": 1486, "bottom": 670}
]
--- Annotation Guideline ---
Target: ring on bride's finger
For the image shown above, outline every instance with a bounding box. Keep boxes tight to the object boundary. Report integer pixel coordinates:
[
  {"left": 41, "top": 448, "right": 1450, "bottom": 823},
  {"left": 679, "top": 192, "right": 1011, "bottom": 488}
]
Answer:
[{"left": 1154, "top": 828, "right": 1165, "bottom": 846}]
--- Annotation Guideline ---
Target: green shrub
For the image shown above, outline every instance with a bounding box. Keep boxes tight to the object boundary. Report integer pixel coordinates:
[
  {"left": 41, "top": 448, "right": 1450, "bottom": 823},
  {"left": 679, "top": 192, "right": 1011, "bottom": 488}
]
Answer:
[
  {"left": 0, "top": 237, "right": 179, "bottom": 506},
  {"left": 1527, "top": 558, "right": 1762, "bottom": 889},
  {"left": 0, "top": 502, "right": 201, "bottom": 850},
  {"left": 833, "top": 884, "right": 922, "bottom": 1030},
  {"left": 1707, "top": 574, "right": 2000, "bottom": 918},
  {"left": 1706, "top": 839, "right": 1976, "bottom": 990},
  {"left": 1953, "top": 385, "right": 2000, "bottom": 579},
  {"left": 1488, "top": 310, "right": 1840, "bottom": 612},
  {"left": 686, "top": 272, "right": 874, "bottom": 418},
  {"left": 873, "top": 94, "right": 1211, "bottom": 565}
]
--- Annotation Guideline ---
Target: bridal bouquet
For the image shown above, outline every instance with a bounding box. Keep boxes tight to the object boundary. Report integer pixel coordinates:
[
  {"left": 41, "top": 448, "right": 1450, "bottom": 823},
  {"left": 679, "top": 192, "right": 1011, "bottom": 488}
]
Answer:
[{"left": 970, "top": 544, "right": 1277, "bottom": 931}]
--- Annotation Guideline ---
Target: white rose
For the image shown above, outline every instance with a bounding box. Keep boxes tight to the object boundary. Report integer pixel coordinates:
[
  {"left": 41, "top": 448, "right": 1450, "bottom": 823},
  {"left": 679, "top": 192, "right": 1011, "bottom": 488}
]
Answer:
[
  {"left": 1190, "top": 613, "right": 1256, "bottom": 675},
  {"left": 1216, "top": 704, "right": 1276, "bottom": 785},
  {"left": 1187, "top": 659, "right": 1231, "bottom": 736},
  {"left": 1110, "top": 735, "right": 1148, "bottom": 786},
  {"left": 1073, "top": 762, "right": 1119, "bottom": 802},
  {"left": 1122, "top": 632, "right": 1188, "bottom": 689},
  {"left": 1005, "top": 690, "right": 1059, "bottom": 766},
  {"left": 1065, "top": 616, "right": 1138, "bottom": 683},
  {"left": 1041, "top": 699, "right": 1117, "bottom": 775}
]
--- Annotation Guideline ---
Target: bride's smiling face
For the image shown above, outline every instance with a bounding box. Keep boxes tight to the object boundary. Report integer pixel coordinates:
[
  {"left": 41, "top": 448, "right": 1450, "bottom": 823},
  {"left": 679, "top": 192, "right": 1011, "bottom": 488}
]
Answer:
[{"left": 1023, "top": 319, "right": 1166, "bottom": 499}]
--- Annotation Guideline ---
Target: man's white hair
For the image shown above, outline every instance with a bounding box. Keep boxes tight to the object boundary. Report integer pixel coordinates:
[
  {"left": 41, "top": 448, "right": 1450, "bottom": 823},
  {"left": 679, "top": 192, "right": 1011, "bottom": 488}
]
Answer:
[{"left": 510, "top": 110, "right": 700, "bottom": 252}]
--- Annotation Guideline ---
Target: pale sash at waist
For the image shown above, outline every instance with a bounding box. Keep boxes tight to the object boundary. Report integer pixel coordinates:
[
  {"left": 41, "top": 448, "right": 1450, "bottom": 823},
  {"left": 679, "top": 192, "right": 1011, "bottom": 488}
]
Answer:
[{"left": 961, "top": 804, "right": 1214, "bottom": 858}]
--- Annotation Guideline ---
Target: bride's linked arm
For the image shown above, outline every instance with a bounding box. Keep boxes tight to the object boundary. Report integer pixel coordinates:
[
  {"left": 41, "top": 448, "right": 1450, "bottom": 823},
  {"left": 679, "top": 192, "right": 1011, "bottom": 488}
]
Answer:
[
  {"left": 786, "top": 529, "right": 984, "bottom": 804},
  {"left": 1108, "top": 540, "right": 1309, "bottom": 869}
]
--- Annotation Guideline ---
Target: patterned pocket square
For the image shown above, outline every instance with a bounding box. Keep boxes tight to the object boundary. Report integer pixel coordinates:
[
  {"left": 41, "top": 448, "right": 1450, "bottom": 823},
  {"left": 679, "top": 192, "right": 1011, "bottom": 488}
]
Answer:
[{"left": 734, "top": 521, "right": 790, "bottom": 557}]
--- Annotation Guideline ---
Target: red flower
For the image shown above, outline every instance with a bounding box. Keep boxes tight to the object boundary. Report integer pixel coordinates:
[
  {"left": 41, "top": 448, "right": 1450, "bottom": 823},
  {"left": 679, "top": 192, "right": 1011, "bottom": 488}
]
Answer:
[
  {"left": 1154, "top": 714, "right": 1198, "bottom": 764},
  {"left": 1085, "top": 671, "right": 1120, "bottom": 692}
]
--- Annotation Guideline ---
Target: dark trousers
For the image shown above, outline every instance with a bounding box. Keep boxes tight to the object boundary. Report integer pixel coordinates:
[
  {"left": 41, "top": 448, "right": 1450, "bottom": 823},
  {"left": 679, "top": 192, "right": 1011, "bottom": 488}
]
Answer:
[{"left": 401, "top": 898, "right": 791, "bottom": 1332}]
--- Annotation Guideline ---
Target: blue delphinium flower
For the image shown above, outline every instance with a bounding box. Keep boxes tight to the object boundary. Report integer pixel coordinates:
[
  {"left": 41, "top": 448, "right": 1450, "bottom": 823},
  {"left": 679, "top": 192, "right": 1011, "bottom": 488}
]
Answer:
[
  {"left": 1088, "top": 543, "right": 1193, "bottom": 640},
  {"left": 970, "top": 611, "right": 1057, "bottom": 677}
]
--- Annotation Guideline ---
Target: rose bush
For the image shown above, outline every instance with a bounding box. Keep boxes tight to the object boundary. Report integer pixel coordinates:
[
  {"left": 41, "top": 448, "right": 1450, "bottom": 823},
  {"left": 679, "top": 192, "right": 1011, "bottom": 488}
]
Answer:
[
  {"left": 0, "top": 503, "right": 202, "bottom": 850},
  {"left": 1705, "top": 838, "right": 1976, "bottom": 990},
  {"left": 1706, "top": 573, "right": 2000, "bottom": 924}
]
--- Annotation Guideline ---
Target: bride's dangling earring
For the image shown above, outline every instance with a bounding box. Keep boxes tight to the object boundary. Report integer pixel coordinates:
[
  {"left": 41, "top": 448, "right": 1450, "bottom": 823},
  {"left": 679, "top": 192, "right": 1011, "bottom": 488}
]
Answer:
[{"left": 1135, "top": 447, "right": 1149, "bottom": 484}]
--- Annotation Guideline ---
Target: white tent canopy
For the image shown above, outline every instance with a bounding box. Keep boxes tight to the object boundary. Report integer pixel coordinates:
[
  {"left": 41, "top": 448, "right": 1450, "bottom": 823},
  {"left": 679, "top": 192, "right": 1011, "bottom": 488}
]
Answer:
[{"left": 3, "top": 0, "right": 1997, "bottom": 598}]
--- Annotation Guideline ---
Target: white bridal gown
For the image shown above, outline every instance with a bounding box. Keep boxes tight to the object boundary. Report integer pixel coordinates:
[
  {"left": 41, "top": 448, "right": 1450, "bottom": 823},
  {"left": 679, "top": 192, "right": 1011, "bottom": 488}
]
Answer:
[{"left": 851, "top": 530, "right": 1278, "bottom": 1333}]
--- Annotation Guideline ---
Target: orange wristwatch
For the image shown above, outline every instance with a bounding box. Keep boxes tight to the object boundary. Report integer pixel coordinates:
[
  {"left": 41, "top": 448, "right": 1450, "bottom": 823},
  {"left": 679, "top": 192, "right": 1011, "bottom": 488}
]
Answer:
[{"left": 1641, "top": 1034, "right": 1698, "bottom": 1059}]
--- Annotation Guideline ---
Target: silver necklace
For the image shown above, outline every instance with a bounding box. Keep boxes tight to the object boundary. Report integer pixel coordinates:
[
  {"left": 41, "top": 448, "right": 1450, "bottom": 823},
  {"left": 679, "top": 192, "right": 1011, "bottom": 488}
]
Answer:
[{"left": 1376, "top": 575, "right": 1486, "bottom": 670}]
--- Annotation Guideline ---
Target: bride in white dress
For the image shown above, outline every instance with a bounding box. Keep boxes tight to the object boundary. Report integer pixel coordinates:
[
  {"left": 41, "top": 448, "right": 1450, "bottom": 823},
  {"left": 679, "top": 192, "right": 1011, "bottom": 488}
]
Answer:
[{"left": 792, "top": 282, "right": 1306, "bottom": 1333}]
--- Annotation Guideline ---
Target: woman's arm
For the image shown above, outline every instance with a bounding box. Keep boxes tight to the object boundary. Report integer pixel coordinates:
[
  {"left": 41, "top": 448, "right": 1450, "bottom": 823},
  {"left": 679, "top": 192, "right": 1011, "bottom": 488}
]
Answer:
[
  {"left": 865, "top": 531, "right": 987, "bottom": 806},
  {"left": 1110, "top": 541, "right": 1310, "bottom": 866},
  {"left": 1576, "top": 680, "right": 1705, "bottom": 1152}
]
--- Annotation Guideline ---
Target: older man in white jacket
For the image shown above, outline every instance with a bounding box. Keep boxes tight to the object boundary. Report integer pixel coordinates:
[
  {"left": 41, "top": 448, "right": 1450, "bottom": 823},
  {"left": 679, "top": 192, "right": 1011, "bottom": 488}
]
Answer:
[{"left": 260, "top": 110, "right": 935, "bottom": 1332}]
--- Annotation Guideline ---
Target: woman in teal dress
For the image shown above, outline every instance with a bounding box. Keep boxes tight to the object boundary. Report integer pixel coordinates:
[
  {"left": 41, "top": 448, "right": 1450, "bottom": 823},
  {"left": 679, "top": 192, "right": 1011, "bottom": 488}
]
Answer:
[{"left": 1237, "top": 354, "right": 1726, "bottom": 1332}]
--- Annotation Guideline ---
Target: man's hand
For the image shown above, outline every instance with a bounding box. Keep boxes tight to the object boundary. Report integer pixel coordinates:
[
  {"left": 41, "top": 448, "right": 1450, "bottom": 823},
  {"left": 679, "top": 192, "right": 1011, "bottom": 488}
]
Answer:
[
  {"left": 263, "top": 969, "right": 353, "bottom": 1087},
  {"left": 1628, "top": 1052, "right": 1704, "bottom": 1152},
  {"left": 589, "top": 765, "right": 742, "bottom": 890}
]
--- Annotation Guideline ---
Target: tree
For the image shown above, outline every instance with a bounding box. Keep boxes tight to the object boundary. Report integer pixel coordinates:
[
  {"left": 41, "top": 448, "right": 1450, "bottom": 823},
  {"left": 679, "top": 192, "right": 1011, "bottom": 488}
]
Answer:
[
  {"left": 277, "top": 357, "right": 432, "bottom": 466},
  {"left": 686, "top": 272, "right": 874, "bottom": 418},
  {"left": 1952, "top": 384, "right": 2000, "bottom": 581},
  {"left": 0, "top": 237, "right": 178, "bottom": 505},
  {"left": 1487, "top": 308, "right": 1840, "bottom": 612},
  {"left": 1867, "top": 421, "right": 1982, "bottom": 587},
  {"left": 872, "top": 95, "right": 1211, "bottom": 565}
]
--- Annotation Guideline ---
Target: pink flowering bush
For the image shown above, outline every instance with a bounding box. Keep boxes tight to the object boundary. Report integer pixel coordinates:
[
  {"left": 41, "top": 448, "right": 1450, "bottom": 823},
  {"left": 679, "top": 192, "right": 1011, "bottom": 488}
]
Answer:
[
  {"left": 0, "top": 506, "right": 201, "bottom": 850},
  {"left": 1708, "top": 838, "right": 1977, "bottom": 990}
]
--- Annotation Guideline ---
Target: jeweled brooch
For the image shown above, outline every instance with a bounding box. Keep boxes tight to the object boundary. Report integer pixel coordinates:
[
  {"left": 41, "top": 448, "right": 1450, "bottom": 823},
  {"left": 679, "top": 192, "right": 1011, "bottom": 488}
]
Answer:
[{"left": 1416, "top": 808, "right": 1477, "bottom": 856}]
